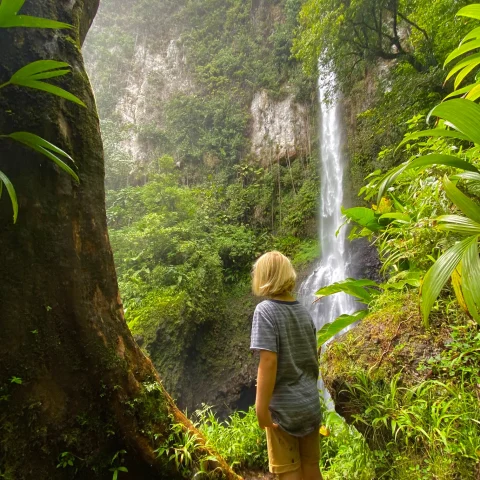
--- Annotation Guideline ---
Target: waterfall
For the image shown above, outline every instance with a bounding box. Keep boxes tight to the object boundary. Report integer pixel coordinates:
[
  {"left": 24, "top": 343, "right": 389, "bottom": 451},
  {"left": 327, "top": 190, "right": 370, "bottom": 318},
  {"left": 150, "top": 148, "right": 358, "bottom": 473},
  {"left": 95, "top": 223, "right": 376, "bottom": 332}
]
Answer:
[{"left": 299, "top": 73, "right": 356, "bottom": 342}]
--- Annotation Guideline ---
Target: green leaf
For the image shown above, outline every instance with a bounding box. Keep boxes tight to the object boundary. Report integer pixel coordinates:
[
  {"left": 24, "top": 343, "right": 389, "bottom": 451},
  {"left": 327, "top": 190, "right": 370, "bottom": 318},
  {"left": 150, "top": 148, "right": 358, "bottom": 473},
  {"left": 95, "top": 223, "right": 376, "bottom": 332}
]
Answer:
[
  {"left": 445, "top": 53, "right": 480, "bottom": 83},
  {"left": 342, "top": 207, "right": 382, "bottom": 232},
  {"left": 0, "top": 14, "right": 71, "bottom": 28},
  {"left": 444, "top": 39, "right": 480, "bottom": 67},
  {"left": 317, "top": 310, "right": 368, "bottom": 347},
  {"left": 0, "top": 0, "right": 24, "bottom": 17},
  {"left": 462, "top": 26, "right": 480, "bottom": 44},
  {"left": 443, "top": 175, "right": 480, "bottom": 224},
  {"left": 396, "top": 129, "right": 470, "bottom": 150},
  {"left": 0, "top": 2, "right": 71, "bottom": 29},
  {"left": 10, "top": 60, "right": 70, "bottom": 79},
  {"left": 437, "top": 215, "right": 480, "bottom": 235},
  {"left": 444, "top": 83, "right": 478, "bottom": 100},
  {"left": 457, "top": 4, "right": 480, "bottom": 21},
  {"left": 376, "top": 155, "right": 479, "bottom": 204},
  {"left": 5, "top": 60, "right": 85, "bottom": 106},
  {"left": 315, "top": 278, "right": 379, "bottom": 303},
  {"left": 0, "top": 169, "right": 18, "bottom": 223},
  {"left": 454, "top": 60, "right": 480, "bottom": 90},
  {"left": 451, "top": 171, "right": 480, "bottom": 183},
  {"left": 465, "top": 83, "right": 480, "bottom": 101},
  {"left": 421, "top": 236, "right": 475, "bottom": 325},
  {"left": 29, "top": 69, "right": 71, "bottom": 80},
  {"left": 7, "top": 132, "right": 74, "bottom": 161},
  {"left": 17, "top": 80, "right": 85, "bottom": 106},
  {"left": 378, "top": 212, "right": 411, "bottom": 224},
  {"left": 5, "top": 132, "right": 79, "bottom": 183},
  {"left": 428, "top": 99, "right": 480, "bottom": 145},
  {"left": 461, "top": 237, "right": 480, "bottom": 322},
  {"left": 382, "top": 271, "right": 422, "bottom": 290}
]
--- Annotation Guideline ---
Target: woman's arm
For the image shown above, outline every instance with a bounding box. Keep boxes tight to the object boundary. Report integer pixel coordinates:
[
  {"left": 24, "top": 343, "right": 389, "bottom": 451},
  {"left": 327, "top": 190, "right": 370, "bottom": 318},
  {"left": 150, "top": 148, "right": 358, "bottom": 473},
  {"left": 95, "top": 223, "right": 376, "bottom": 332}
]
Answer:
[{"left": 255, "top": 349, "right": 278, "bottom": 429}]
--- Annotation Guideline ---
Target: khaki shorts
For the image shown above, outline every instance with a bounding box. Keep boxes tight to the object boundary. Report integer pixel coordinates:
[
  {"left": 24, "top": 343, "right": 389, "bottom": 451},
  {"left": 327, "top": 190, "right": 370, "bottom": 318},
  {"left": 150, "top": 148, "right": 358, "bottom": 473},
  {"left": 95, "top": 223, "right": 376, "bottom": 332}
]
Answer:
[{"left": 265, "top": 426, "right": 320, "bottom": 474}]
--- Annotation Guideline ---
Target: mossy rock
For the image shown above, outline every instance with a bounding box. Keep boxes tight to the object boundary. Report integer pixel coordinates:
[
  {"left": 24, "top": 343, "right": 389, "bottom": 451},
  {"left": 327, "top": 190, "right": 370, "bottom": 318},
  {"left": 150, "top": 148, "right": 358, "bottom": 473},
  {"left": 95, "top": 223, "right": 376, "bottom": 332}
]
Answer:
[{"left": 321, "top": 292, "right": 455, "bottom": 426}]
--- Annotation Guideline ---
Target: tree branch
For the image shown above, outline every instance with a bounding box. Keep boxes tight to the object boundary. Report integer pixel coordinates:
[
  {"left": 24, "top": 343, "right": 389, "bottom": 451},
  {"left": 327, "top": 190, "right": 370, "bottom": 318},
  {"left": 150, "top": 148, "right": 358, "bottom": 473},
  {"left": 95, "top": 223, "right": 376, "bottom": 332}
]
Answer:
[{"left": 397, "top": 11, "right": 430, "bottom": 43}]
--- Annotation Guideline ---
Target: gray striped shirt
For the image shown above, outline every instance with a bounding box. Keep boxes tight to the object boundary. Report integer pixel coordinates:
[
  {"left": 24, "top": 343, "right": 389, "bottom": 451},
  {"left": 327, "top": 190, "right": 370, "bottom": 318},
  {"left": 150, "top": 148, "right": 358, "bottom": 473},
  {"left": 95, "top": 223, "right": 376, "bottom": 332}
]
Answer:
[{"left": 250, "top": 299, "right": 321, "bottom": 436}]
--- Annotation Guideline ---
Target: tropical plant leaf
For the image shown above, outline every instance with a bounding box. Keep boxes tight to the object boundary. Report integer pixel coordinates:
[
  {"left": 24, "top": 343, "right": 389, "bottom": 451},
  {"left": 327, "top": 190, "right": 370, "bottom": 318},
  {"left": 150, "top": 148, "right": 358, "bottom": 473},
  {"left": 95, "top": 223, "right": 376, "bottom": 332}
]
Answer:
[
  {"left": 454, "top": 61, "right": 480, "bottom": 90},
  {"left": 378, "top": 212, "right": 411, "bottom": 224},
  {"left": 10, "top": 60, "right": 70, "bottom": 80},
  {"left": 0, "top": 0, "right": 71, "bottom": 29},
  {"left": 444, "top": 83, "right": 479, "bottom": 100},
  {"left": 315, "top": 278, "right": 379, "bottom": 303},
  {"left": 445, "top": 53, "right": 480, "bottom": 84},
  {"left": 4, "top": 132, "right": 79, "bottom": 183},
  {"left": 451, "top": 171, "right": 480, "bottom": 183},
  {"left": 382, "top": 271, "right": 422, "bottom": 290},
  {"left": 317, "top": 310, "right": 368, "bottom": 347},
  {"left": 0, "top": 0, "right": 24, "bottom": 17},
  {"left": 16, "top": 80, "right": 85, "bottom": 106},
  {"left": 461, "top": 236, "right": 480, "bottom": 323},
  {"left": 421, "top": 235, "right": 477, "bottom": 325},
  {"left": 2, "top": 60, "right": 85, "bottom": 106},
  {"left": 462, "top": 26, "right": 480, "bottom": 44},
  {"left": 457, "top": 4, "right": 480, "bottom": 21},
  {"left": 0, "top": 169, "right": 18, "bottom": 223},
  {"left": 436, "top": 215, "right": 480, "bottom": 235},
  {"left": 451, "top": 267, "right": 469, "bottom": 313},
  {"left": 376, "top": 155, "right": 479, "bottom": 204},
  {"left": 428, "top": 99, "right": 480, "bottom": 145},
  {"left": 396, "top": 129, "right": 470, "bottom": 149},
  {"left": 342, "top": 207, "right": 382, "bottom": 232},
  {"left": 444, "top": 39, "right": 480, "bottom": 67},
  {"left": 466, "top": 83, "right": 480, "bottom": 101},
  {"left": 443, "top": 175, "right": 480, "bottom": 224},
  {"left": 0, "top": 14, "right": 71, "bottom": 28}
]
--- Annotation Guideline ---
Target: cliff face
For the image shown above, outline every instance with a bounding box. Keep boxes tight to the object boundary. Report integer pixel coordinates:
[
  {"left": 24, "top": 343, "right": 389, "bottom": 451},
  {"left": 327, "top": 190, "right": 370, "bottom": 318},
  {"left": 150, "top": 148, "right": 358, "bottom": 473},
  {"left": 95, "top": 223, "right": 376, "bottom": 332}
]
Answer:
[
  {"left": 251, "top": 90, "right": 311, "bottom": 163},
  {"left": 84, "top": 0, "right": 312, "bottom": 172}
]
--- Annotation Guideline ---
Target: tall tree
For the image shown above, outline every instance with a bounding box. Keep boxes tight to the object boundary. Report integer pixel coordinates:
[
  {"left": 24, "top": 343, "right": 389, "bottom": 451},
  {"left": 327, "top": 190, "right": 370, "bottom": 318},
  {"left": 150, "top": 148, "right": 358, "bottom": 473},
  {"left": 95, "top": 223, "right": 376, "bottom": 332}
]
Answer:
[
  {"left": 0, "top": 1, "right": 238, "bottom": 479},
  {"left": 293, "top": 0, "right": 470, "bottom": 84}
]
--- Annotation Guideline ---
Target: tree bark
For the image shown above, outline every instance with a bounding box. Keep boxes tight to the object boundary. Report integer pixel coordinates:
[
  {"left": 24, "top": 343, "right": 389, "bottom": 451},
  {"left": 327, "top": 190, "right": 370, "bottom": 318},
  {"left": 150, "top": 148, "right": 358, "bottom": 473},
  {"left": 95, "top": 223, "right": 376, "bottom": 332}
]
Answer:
[{"left": 0, "top": 2, "right": 240, "bottom": 479}]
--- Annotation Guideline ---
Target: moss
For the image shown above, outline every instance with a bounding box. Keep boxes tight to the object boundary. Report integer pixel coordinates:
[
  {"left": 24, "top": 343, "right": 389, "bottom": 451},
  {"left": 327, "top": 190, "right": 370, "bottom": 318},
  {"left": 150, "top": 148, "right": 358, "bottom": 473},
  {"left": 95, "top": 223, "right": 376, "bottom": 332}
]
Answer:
[{"left": 322, "top": 291, "right": 454, "bottom": 392}]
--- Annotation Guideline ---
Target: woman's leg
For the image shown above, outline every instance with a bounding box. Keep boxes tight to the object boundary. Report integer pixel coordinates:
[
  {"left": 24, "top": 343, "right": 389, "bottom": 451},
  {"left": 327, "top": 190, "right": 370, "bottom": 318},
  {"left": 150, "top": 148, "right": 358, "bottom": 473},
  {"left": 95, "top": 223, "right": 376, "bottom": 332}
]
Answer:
[
  {"left": 278, "top": 468, "right": 302, "bottom": 480},
  {"left": 299, "top": 429, "right": 323, "bottom": 480},
  {"left": 301, "top": 463, "right": 323, "bottom": 480},
  {"left": 266, "top": 427, "right": 302, "bottom": 478}
]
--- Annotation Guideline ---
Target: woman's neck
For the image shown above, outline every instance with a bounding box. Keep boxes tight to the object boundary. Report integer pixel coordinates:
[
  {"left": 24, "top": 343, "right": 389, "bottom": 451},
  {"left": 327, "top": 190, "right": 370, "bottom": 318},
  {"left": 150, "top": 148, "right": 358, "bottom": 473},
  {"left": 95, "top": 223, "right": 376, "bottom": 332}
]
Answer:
[{"left": 270, "top": 293, "right": 296, "bottom": 302}]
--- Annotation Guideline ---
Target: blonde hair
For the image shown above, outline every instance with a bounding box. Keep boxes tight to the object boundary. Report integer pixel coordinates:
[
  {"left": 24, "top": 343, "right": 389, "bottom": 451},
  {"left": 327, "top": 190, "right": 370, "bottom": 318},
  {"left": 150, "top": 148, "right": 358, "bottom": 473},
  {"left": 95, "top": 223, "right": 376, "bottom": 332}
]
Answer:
[{"left": 252, "top": 251, "right": 296, "bottom": 297}]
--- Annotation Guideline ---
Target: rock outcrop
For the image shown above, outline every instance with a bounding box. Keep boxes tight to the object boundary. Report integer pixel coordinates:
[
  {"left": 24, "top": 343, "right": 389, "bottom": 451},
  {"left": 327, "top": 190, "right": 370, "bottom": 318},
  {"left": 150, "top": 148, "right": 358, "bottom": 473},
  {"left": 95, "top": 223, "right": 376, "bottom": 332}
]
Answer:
[{"left": 250, "top": 90, "right": 311, "bottom": 163}]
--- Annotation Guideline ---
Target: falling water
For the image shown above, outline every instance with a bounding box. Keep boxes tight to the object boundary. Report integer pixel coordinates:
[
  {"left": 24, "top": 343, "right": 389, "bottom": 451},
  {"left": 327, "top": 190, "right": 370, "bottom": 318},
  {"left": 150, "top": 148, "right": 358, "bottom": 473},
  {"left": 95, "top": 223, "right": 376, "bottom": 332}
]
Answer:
[{"left": 299, "top": 73, "right": 356, "bottom": 339}]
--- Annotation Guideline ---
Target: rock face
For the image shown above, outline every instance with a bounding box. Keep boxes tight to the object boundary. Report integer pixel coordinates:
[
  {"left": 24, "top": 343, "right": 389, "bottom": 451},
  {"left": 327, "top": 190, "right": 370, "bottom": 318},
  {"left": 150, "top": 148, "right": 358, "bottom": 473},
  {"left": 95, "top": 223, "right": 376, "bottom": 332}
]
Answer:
[
  {"left": 250, "top": 90, "right": 311, "bottom": 163},
  {"left": 114, "top": 39, "right": 194, "bottom": 164}
]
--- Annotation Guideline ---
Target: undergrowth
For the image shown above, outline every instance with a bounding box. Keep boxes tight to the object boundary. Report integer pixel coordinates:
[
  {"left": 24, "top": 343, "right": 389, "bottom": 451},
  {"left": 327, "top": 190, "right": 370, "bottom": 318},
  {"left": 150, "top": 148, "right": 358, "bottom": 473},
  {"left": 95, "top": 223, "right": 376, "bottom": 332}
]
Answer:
[{"left": 193, "top": 405, "right": 268, "bottom": 472}]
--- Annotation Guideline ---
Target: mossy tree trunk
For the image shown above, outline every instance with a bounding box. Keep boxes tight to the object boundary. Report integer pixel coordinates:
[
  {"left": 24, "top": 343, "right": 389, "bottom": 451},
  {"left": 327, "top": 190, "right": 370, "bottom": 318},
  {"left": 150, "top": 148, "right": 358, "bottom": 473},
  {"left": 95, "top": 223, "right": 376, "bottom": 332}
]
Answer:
[{"left": 0, "top": 2, "right": 239, "bottom": 479}]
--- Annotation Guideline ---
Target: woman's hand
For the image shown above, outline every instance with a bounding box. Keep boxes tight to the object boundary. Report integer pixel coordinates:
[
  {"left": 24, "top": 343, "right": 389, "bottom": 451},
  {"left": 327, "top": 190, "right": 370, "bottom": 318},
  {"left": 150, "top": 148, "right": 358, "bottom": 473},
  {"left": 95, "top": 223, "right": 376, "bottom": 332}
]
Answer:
[{"left": 256, "top": 408, "right": 278, "bottom": 430}]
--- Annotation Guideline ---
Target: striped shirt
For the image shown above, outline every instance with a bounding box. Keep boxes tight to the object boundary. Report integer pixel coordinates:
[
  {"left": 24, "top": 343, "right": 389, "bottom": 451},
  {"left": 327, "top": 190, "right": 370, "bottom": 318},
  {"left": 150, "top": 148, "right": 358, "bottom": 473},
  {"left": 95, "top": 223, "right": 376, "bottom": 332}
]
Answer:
[{"left": 250, "top": 299, "right": 321, "bottom": 436}]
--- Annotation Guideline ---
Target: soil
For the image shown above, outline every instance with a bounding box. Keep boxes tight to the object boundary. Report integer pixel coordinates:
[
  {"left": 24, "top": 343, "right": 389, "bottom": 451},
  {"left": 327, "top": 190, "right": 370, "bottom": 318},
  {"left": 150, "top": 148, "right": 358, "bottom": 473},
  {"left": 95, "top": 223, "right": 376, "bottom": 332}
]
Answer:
[{"left": 240, "top": 470, "right": 276, "bottom": 480}]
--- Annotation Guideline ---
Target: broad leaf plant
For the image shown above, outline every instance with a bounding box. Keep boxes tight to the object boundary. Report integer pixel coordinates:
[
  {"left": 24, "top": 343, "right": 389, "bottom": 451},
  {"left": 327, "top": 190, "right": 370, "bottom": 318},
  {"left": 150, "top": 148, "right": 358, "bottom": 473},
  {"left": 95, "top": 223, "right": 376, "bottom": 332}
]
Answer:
[{"left": 318, "top": 4, "right": 480, "bottom": 343}]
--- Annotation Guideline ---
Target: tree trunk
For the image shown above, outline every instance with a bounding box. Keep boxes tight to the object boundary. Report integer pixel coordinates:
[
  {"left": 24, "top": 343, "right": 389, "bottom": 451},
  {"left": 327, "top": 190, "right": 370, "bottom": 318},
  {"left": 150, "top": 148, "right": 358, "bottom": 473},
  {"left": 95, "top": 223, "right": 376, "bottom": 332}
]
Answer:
[{"left": 0, "top": 2, "right": 240, "bottom": 479}]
